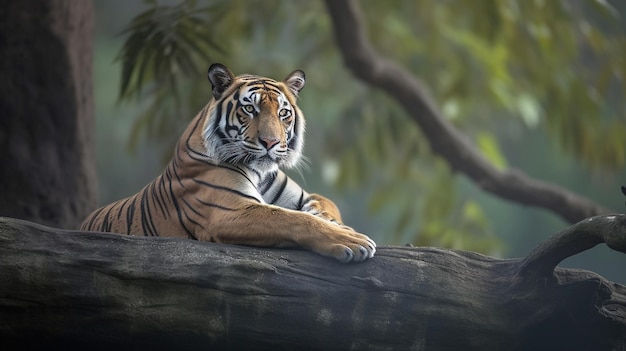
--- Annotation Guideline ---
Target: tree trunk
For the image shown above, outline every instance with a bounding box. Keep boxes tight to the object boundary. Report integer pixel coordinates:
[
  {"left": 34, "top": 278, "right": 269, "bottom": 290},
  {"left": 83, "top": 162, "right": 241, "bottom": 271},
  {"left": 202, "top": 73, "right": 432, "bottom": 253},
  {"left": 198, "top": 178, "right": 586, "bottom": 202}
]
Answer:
[
  {"left": 1, "top": 216, "right": 624, "bottom": 351},
  {"left": 0, "top": 0, "right": 97, "bottom": 229}
]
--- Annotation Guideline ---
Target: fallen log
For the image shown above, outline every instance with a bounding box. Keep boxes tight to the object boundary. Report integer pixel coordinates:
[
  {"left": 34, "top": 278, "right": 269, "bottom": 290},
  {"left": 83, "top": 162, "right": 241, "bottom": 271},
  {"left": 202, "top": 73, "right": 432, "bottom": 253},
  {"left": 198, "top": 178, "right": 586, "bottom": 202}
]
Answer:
[{"left": 0, "top": 215, "right": 625, "bottom": 350}]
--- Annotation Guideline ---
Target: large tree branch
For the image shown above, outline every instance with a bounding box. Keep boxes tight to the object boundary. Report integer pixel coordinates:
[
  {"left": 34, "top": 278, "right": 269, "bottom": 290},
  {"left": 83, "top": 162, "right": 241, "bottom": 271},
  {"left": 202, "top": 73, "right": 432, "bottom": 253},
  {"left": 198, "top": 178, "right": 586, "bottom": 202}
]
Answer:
[
  {"left": 323, "top": 0, "right": 611, "bottom": 224},
  {"left": 1, "top": 217, "right": 625, "bottom": 350}
]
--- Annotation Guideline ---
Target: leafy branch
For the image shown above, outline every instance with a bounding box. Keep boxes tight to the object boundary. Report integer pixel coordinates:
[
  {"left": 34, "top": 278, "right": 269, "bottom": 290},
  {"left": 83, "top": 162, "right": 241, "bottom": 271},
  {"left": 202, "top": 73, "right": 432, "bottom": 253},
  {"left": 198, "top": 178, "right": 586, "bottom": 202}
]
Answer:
[{"left": 323, "top": 0, "right": 614, "bottom": 224}]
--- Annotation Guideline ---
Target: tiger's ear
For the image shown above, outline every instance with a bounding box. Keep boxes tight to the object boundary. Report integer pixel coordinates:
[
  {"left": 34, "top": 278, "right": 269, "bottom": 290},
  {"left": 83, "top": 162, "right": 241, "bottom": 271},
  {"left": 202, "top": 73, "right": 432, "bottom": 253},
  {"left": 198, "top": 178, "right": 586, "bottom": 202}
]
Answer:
[
  {"left": 208, "top": 63, "right": 235, "bottom": 100},
  {"left": 284, "top": 70, "right": 306, "bottom": 96}
]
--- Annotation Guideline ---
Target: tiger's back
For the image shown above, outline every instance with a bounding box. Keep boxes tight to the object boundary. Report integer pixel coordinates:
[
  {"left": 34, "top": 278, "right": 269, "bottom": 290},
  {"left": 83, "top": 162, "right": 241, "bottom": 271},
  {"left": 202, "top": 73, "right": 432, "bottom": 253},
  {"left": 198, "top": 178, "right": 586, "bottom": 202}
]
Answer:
[{"left": 80, "top": 64, "right": 376, "bottom": 263}]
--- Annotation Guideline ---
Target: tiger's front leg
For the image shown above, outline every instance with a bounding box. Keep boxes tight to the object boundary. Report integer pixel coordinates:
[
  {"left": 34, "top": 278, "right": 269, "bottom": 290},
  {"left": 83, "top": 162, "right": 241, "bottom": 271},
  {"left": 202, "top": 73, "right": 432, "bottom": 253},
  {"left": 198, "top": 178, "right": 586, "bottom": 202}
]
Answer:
[{"left": 205, "top": 203, "right": 376, "bottom": 263}]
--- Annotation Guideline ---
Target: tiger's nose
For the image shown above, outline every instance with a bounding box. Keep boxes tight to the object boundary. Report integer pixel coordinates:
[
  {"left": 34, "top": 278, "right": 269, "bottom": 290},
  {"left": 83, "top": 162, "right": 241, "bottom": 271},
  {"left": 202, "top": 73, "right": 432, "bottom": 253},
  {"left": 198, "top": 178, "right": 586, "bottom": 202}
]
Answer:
[{"left": 259, "top": 137, "right": 280, "bottom": 150}]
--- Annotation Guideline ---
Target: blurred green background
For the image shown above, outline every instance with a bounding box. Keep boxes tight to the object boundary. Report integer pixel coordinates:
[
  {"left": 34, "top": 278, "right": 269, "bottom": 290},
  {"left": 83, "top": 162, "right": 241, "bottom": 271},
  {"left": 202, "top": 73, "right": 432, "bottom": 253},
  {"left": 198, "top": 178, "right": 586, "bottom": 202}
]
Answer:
[{"left": 93, "top": 0, "right": 625, "bottom": 283}]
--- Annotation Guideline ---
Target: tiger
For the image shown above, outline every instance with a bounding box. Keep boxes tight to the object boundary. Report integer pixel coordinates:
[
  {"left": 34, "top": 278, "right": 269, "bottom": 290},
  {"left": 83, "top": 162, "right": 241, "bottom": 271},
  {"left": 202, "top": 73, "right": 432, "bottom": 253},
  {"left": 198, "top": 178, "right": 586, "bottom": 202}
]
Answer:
[{"left": 79, "top": 63, "right": 376, "bottom": 262}]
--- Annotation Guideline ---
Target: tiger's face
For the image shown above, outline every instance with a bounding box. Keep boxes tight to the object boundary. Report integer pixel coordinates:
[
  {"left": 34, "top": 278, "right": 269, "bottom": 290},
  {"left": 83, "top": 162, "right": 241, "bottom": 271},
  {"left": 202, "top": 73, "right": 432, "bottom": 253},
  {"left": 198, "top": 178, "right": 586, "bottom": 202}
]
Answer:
[{"left": 204, "top": 64, "right": 306, "bottom": 173}]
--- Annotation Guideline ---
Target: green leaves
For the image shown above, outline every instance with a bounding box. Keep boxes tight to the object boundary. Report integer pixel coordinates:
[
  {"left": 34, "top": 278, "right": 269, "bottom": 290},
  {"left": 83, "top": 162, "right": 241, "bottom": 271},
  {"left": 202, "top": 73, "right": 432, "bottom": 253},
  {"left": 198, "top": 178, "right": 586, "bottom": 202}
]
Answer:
[
  {"left": 370, "top": 0, "right": 626, "bottom": 171},
  {"left": 117, "top": 1, "right": 226, "bottom": 101},
  {"left": 476, "top": 132, "right": 508, "bottom": 170}
]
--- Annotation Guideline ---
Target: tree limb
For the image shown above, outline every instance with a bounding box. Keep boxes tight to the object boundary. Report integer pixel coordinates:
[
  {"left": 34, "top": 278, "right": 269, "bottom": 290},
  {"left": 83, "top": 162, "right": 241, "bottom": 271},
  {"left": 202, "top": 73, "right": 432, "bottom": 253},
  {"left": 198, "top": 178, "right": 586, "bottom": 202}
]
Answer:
[
  {"left": 518, "top": 214, "right": 626, "bottom": 282},
  {"left": 1, "top": 217, "right": 625, "bottom": 350},
  {"left": 323, "top": 0, "right": 611, "bottom": 224}
]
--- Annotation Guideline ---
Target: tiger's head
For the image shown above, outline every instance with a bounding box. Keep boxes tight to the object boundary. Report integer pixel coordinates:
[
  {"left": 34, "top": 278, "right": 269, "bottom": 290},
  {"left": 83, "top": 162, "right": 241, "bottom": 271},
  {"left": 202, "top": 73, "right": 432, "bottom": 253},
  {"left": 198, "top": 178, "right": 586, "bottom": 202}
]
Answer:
[{"left": 203, "top": 63, "right": 306, "bottom": 174}]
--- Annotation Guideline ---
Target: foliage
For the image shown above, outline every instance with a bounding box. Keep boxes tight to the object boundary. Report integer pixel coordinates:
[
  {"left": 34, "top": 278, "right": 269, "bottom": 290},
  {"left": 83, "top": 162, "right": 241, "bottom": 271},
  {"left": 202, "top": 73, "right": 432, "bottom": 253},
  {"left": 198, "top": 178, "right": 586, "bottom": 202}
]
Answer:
[
  {"left": 115, "top": 0, "right": 229, "bottom": 152},
  {"left": 362, "top": 0, "right": 626, "bottom": 166},
  {"left": 115, "top": 0, "right": 625, "bottom": 255}
]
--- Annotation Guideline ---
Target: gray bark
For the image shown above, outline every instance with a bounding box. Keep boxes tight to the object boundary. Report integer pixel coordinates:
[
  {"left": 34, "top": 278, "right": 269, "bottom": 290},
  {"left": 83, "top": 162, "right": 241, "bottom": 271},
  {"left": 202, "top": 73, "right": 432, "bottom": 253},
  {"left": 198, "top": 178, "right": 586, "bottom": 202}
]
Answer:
[
  {"left": 0, "top": 215, "right": 624, "bottom": 350},
  {"left": 0, "top": 0, "right": 97, "bottom": 229}
]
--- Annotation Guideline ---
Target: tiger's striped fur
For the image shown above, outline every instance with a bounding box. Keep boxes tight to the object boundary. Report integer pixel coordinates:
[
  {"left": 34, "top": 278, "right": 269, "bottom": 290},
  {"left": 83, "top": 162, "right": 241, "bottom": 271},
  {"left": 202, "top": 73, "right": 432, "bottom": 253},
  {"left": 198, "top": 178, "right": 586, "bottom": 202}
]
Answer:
[{"left": 80, "top": 63, "right": 376, "bottom": 262}]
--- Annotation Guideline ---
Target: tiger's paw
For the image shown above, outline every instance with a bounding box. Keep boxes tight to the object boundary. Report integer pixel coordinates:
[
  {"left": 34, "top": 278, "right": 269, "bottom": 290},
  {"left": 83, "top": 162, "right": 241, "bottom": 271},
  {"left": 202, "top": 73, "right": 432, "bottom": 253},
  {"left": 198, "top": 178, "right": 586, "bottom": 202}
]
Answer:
[{"left": 319, "top": 232, "right": 377, "bottom": 263}]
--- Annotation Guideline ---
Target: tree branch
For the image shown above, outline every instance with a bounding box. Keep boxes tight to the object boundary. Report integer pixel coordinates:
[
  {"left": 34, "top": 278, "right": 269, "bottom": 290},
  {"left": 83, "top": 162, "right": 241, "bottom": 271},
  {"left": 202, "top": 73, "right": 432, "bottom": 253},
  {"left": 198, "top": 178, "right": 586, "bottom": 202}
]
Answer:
[
  {"left": 1, "top": 217, "right": 625, "bottom": 350},
  {"left": 518, "top": 214, "right": 626, "bottom": 282},
  {"left": 323, "top": 0, "right": 611, "bottom": 224}
]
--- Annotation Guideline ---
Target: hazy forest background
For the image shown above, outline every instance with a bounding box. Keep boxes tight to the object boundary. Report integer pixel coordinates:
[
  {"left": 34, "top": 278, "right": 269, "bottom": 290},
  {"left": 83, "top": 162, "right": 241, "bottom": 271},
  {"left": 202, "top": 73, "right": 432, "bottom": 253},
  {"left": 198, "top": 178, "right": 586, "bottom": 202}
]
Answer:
[{"left": 93, "top": 0, "right": 625, "bottom": 283}]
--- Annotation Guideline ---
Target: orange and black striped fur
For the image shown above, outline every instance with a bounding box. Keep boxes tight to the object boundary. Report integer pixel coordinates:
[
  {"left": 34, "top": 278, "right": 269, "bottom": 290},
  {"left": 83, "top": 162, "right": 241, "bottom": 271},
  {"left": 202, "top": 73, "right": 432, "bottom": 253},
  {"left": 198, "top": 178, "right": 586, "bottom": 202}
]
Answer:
[{"left": 80, "top": 63, "right": 376, "bottom": 262}]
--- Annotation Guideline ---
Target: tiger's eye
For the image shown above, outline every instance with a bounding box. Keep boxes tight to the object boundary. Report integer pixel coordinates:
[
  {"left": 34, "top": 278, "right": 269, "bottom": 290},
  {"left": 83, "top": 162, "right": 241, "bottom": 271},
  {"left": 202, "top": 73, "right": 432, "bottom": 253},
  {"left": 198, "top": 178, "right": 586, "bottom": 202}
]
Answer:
[
  {"left": 244, "top": 105, "right": 255, "bottom": 114},
  {"left": 279, "top": 109, "right": 291, "bottom": 118}
]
